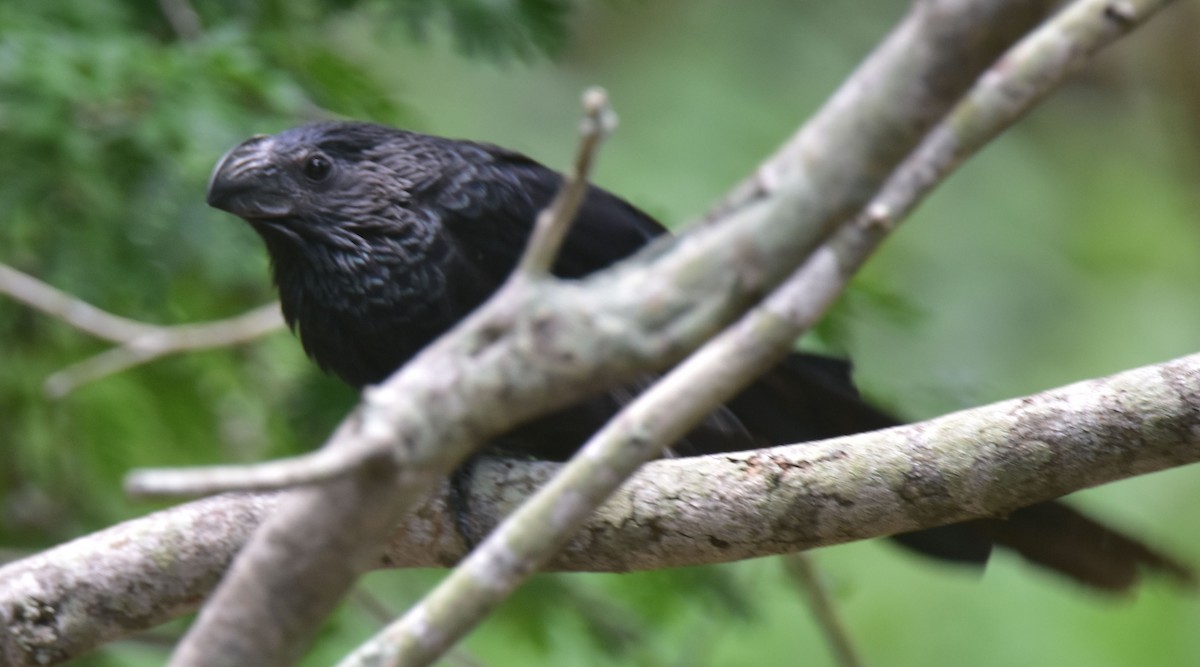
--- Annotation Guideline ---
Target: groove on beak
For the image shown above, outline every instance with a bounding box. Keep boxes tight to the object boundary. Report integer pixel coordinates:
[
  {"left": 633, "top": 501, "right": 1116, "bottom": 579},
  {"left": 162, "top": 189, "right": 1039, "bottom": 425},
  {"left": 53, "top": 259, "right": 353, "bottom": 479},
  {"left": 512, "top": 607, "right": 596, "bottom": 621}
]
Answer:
[{"left": 206, "top": 134, "right": 295, "bottom": 219}]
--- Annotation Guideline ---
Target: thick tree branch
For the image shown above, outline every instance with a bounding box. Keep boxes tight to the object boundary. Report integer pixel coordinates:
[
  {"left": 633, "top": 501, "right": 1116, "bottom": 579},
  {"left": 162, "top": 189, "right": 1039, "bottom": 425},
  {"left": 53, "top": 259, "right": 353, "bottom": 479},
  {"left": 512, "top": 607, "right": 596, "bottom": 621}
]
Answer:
[
  {"left": 2, "top": 352, "right": 1197, "bottom": 666},
  {"left": 0, "top": 493, "right": 276, "bottom": 667}
]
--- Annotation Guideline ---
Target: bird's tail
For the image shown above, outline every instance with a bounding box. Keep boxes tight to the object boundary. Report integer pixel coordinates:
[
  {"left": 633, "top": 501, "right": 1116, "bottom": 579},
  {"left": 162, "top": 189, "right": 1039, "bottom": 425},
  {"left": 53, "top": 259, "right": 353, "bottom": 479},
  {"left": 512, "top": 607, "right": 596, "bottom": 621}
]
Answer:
[{"left": 970, "top": 502, "right": 1194, "bottom": 592}]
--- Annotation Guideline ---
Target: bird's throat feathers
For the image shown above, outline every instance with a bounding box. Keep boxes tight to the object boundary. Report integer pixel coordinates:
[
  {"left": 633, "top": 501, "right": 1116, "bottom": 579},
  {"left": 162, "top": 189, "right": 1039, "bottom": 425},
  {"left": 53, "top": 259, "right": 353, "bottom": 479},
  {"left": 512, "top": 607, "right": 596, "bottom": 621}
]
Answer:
[{"left": 267, "top": 223, "right": 489, "bottom": 387}]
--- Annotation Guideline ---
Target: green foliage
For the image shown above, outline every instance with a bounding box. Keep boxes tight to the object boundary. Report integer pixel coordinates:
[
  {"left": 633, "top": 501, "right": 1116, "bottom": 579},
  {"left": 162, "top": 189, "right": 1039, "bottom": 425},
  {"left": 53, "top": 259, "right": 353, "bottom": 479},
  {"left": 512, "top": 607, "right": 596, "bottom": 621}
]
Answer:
[
  {"left": 0, "top": 2, "right": 342, "bottom": 545},
  {"left": 397, "top": 0, "right": 576, "bottom": 60},
  {"left": 0, "top": 0, "right": 586, "bottom": 537}
]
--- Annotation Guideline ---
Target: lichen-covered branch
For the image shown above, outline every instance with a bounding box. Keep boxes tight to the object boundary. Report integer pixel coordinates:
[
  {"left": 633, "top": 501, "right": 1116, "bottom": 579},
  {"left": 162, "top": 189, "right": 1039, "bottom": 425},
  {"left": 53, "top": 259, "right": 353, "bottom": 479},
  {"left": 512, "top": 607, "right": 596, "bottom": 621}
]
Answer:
[
  {"left": 0, "top": 493, "right": 277, "bottom": 667},
  {"left": 3, "top": 351, "right": 1197, "bottom": 666}
]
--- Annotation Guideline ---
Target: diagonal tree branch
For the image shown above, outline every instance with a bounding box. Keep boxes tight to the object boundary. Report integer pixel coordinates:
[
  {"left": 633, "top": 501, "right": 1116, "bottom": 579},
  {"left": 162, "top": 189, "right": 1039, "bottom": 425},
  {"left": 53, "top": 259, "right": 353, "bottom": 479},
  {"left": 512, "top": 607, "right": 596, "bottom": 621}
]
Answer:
[{"left": 2, "top": 351, "right": 1197, "bottom": 666}]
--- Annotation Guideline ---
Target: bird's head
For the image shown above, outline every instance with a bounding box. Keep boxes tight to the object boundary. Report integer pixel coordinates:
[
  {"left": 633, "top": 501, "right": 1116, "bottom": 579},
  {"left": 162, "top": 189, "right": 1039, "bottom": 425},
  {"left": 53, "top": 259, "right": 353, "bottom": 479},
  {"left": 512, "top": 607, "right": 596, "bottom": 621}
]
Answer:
[
  {"left": 204, "top": 123, "right": 471, "bottom": 385},
  {"left": 206, "top": 122, "right": 435, "bottom": 250}
]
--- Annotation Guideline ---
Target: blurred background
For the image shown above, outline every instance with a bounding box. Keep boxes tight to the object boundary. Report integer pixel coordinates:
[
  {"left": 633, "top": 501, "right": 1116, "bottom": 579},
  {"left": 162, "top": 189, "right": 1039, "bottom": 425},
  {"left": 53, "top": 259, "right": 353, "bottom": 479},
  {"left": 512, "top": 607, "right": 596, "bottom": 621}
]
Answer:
[{"left": 2, "top": 1, "right": 1199, "bottom": 665}]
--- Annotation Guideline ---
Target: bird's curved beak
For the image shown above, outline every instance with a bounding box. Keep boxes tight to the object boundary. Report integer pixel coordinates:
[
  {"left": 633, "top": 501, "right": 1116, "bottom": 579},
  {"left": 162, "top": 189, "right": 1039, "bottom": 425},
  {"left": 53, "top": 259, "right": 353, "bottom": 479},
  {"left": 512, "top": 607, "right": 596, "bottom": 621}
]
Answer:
[{"left": 206, "top": 134, "right": 295, "bottom": 219}]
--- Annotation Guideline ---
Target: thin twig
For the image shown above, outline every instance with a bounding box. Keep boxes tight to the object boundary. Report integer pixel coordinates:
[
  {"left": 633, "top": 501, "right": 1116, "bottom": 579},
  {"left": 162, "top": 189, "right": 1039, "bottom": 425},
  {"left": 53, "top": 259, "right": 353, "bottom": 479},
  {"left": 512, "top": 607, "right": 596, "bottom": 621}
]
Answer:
[
  {"left": 44, "top": 304, "right": 285, "bottom": 397},
  {"left": 157, "top": 0, "right": 203, "bottom": 41},
  {"left": 517, "top": 87, "right": 617, "bottom": 276},
  {"left": 0, "top": 262, "right": 286, "bottom": 396},
  {"left": 125, "top": 431, "right": 380, "bottom": 498},
  {"left": 782, "top": 554, "right": 864, "bottom": 667},
  {"left": 0, "top": 263, "right": 160, "bottom": 342}
]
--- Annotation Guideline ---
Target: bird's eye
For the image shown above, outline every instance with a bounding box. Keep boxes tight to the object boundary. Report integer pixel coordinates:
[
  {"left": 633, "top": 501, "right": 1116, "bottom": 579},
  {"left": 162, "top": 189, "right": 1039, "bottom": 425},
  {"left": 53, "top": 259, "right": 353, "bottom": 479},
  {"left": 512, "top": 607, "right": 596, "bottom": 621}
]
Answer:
[{"left": 303, "top": 154, "right": 332, "bottom": 182}]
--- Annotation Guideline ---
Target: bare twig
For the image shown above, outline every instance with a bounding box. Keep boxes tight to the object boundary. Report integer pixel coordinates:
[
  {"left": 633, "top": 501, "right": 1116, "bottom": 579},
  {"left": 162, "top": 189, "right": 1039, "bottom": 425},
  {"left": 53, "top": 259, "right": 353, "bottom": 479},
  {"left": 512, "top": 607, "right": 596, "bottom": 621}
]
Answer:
[
  {"left": 157, "top": 0, "right": 203, "bottom": 41},
  {"left": 44, "top": 303, "right": 285, "bottom": 397},
  {"left": 783, "top": 554, "right": 864, "bottom": 667},
  {"left": 0, "top": 262, "right": 286, "bottom": 396},
  {"left": 125, "top": 437, "right": 382, "bottom": 498},
  {"left": 4, "top": 351, "right": 1199, "bottom": 666},
  {"left": 0, "top": 263, "right": 160, "bottom": 342},
  {"left": 518, "top": 87, "right": 618, "bottom": 276}
]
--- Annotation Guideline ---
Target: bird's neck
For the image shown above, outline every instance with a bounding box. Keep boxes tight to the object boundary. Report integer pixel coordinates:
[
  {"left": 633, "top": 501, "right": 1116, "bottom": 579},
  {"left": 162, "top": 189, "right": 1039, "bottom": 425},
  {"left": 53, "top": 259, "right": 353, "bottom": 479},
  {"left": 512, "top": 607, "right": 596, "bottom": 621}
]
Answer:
[{"left": 267, "top": 230, "right": 489, "bottom": 387}]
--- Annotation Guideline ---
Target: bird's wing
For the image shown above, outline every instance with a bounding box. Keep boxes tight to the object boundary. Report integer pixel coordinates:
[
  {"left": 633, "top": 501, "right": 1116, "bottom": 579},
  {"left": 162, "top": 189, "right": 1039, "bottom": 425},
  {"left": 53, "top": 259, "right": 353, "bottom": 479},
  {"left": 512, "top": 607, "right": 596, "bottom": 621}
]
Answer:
[{"left": 427, "top": 142, "right": 667, "bottom": 284}]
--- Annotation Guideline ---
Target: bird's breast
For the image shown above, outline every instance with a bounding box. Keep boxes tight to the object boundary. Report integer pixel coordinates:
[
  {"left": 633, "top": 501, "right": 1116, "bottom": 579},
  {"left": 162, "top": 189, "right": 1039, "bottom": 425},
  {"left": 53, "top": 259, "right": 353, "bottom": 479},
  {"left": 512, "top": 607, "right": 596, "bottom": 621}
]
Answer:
[{"left": 277, "top": 239, "right": 498, "bottom": 388}]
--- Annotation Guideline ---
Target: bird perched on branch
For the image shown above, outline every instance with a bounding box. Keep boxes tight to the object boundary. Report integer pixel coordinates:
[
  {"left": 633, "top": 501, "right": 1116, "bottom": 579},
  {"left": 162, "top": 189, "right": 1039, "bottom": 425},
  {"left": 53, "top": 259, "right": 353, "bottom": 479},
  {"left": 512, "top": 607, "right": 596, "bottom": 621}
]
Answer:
[{"left": 207, "top": 120, "right": 1188, "bottom": 591}]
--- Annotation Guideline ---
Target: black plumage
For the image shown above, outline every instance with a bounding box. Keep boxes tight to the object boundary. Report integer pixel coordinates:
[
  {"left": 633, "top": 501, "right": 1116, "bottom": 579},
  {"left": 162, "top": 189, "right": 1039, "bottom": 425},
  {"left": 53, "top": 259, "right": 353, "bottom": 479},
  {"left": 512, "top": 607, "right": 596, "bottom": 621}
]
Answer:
[{"left": 207, "top": 120, "right": 1187, "bottom": 590}]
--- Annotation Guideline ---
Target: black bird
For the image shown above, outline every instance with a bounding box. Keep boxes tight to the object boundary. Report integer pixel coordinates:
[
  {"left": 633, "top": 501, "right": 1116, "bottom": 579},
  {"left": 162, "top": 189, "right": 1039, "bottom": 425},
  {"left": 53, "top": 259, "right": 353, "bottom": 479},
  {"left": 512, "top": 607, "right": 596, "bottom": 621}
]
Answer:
[{"left": 207, "top": 120, "right": 1188, "bottom": 591}]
